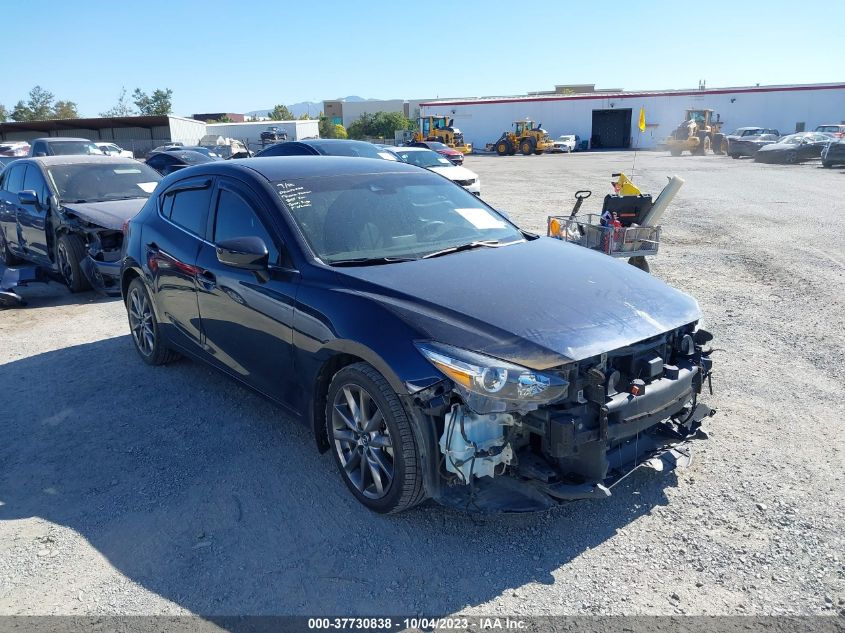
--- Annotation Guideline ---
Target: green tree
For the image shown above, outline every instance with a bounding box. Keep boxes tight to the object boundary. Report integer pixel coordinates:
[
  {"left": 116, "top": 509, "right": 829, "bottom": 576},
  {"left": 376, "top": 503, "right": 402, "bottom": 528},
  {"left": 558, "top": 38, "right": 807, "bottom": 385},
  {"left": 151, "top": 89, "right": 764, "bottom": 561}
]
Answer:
[
  {"left": 132, "top": 88, "right": 173, "bottom": 116},
  {"left": 101, "top": 87, "right": 135, "bottom": 117},
  {"left": 318, "top": 116, "right": 347, "bottom": 139},
  {"left": 299, "top": 112, "right": 311, "bottom": 120},
  {"left": 346, "top": 111, "right": 413, "bottom": 140},
  {"left": 0, "top": 104, "right": 7, "bottom": 122},
  {"left": 52, "top": 100, "right": 79, "bottom": 120},
  {"left": 11, "top": 85, "right": 56, "bottom": 121},
  {"left": 267, "top": 104, "right": 294, "bottom": 120}
]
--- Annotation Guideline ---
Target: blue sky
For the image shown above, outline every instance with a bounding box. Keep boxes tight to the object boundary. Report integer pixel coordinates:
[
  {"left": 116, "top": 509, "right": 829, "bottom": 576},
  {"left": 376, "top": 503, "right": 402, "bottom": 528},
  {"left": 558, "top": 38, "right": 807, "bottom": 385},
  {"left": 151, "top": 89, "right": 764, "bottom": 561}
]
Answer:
[{"left": 1, "top": 0, "right": 842, "bottom": 118}]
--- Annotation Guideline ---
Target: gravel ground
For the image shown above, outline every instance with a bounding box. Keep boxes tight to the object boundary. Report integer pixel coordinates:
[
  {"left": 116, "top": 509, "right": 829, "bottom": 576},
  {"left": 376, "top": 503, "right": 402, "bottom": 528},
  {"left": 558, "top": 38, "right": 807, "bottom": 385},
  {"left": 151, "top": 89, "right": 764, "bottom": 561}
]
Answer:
[{"left": 0, "top": 151, "right": 843, "bottom": 617}]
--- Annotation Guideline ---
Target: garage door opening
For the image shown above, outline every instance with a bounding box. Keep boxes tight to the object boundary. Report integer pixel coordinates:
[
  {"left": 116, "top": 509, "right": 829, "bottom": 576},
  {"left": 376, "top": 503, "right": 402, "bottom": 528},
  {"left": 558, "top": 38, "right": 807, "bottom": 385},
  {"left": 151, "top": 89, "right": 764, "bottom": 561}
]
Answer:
[{"left": 591, "top": 109, "right": 632, "bottom": 149}]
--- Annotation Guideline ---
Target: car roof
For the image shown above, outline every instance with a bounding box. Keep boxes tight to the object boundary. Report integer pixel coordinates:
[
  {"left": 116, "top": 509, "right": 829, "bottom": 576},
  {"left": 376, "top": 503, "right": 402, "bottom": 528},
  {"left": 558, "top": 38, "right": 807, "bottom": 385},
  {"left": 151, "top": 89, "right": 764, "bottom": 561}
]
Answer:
[
  {"left": 149, "top": 150, "right": 215, "bottom": 161},
  {"left": 21, "top": 155, "right": 142, "bottom": 167},
  {"left": 195, "top": 155, "right": 422, "bottom": 181},
  {"left": 299, "top": 139, "right": 375, "bottom": 147},
  {"left": 32, "top": 137, "right": 93, "bottom": 142}
]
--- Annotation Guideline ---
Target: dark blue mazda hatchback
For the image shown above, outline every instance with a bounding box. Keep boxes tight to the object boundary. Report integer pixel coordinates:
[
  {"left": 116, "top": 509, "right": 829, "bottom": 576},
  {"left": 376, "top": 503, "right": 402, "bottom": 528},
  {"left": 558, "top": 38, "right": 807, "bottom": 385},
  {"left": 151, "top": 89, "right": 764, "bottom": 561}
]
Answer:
[{"left": 121, "top": 156, "right": 715, "bottom": 513}]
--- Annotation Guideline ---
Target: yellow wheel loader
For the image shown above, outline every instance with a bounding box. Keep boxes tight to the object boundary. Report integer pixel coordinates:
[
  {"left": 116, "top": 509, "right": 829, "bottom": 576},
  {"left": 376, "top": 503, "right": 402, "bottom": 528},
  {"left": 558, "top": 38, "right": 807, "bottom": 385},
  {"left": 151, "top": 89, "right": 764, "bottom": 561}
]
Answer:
[
  {"left": 665, "top": 109, "right": 727, "bottom": 156},
  {"left": 412, "top": 115, "right": 472, "bottom": 154},
  {"left": 494, "top": 119, "right": 555, "bottom": 156}
]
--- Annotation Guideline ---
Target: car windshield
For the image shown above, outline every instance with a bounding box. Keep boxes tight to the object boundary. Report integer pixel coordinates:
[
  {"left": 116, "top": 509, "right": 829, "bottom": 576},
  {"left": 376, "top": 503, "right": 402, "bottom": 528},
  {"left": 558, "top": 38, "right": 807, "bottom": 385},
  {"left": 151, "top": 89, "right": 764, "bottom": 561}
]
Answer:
[
  {"left": 391, "top": 149, "right": 452, "bottom": 168},
  {"left": 559, "top": 135, "right": 575, "bottom": 142},
  {"left": 170, "top": 151, "right": 216, "bottom": 164},
  {"left": 274, "top": 172, "right": 523, "bottom": 264},
  {"left": 816, "top": 126, "right": 842, "bottom": 133},
  {"left": 309, "top": 141, "right": 388, "bottom": 159},
  {"left": 47, "top": 163, "right": 162, "bottom": 202},
  {"left": 776, "top": 134, "right": 806, "bottom": 145},
  {"left": 424, "top": 141, "right": 449, "bottom": 151},
  {"left": 166, "top": 146, "right": 213, "bottom": 157},
  {"left": 49, "top": 141, "right": 104, "bottom": 155}
]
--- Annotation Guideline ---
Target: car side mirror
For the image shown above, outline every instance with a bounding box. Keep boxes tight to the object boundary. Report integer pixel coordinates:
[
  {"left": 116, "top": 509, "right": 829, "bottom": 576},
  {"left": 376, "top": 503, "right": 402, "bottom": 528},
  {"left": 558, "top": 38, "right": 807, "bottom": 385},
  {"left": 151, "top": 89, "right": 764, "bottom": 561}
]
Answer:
[
  {"left": 216, "top": 236, "right": 269, "bottom": 270},
  {"left": 18, "top": 190, "right": 39, "bottom": 206}
]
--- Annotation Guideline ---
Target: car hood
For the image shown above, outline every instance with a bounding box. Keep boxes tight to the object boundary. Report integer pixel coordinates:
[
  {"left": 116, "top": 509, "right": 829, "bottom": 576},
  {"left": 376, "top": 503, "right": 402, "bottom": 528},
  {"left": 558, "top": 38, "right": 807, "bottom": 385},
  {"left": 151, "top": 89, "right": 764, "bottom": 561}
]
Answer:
[
  {"left": 334, "top": 238, "right": 701, "bottom": 369},
  {"left": 61, "top": 198, "right": 149, "bottom": 230},
  {"left": 428, "top": 165, "right": 478, "bottom": 180},
  {"left": 756, "top": 143, "right": 795, "bottom": 152}
]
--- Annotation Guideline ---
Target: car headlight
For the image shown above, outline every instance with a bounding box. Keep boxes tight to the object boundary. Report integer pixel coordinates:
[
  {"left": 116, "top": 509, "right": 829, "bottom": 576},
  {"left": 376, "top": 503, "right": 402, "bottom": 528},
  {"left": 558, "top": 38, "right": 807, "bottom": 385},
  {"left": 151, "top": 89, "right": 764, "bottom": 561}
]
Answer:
[{"left": 416, "top": 342, "right": 569, "bottom": 407}]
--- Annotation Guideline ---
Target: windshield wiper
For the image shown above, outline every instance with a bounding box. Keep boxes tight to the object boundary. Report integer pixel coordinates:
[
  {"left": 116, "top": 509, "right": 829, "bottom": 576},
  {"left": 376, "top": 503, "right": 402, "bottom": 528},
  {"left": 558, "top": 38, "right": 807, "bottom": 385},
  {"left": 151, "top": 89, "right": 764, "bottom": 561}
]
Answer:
[
  {"left": 329, "top": 256, "right": 418, "bottom": 267},
  {"left": 421, "top": 239, "right": 515, "bottom": 259}
]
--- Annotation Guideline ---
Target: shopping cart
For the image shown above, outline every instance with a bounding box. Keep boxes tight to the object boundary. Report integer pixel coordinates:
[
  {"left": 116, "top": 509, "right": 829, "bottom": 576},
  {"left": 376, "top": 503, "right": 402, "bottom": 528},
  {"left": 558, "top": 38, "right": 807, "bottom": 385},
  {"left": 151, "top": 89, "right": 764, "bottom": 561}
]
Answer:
[{"left": 547, "top": 182, "right": 661, "bottom": 272}]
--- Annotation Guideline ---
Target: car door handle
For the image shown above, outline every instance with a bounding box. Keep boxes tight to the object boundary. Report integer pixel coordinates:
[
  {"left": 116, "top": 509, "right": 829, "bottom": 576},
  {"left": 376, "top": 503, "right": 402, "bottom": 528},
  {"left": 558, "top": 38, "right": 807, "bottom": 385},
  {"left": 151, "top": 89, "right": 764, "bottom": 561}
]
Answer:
[{"left": 198, "top": 269, "right": 216, "bottom": 290}]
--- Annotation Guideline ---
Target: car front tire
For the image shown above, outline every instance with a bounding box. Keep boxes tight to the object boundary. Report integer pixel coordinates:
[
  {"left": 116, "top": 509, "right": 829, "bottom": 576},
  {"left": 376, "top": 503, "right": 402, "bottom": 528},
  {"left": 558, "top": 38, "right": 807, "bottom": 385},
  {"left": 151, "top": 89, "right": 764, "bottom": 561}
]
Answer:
[
  {"left": 56, "top": 233, "right": 91, "bottom": 292},
  {"left": 126, "top": 277, "right": 180, "bottom": 365},
  {"left": 326, "top": 362, "right": 426, "bottom": 514}
]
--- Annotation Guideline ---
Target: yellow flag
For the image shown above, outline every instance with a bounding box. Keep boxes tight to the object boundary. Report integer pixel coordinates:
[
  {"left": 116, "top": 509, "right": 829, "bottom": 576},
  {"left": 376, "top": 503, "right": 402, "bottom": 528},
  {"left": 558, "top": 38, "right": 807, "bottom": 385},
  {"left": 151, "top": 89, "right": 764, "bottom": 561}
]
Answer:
[{"left": 638, "top": 107, "right": 646, "bottom": 132}]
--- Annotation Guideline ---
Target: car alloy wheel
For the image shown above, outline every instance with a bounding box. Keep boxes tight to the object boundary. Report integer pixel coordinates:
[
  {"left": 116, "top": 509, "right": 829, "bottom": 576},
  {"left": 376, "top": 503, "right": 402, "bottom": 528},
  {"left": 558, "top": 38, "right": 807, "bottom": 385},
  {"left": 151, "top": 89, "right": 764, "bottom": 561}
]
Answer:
[
  {"left": 330, "top": 383, "right": 395, "bottom": 499},
  {"left": 128, "top": 285, "right": 155, "bottom": 357},
  {"left": 57, "top": 241, "right": 74, "bottom": 287}
]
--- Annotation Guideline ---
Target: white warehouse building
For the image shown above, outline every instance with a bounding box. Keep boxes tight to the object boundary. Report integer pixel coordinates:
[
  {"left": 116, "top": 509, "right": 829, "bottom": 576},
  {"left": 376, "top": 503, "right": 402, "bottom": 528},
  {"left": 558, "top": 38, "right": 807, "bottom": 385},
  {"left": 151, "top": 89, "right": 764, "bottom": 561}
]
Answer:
[{"left": 420, "top": 82, "right": 845, "bottom": 150}]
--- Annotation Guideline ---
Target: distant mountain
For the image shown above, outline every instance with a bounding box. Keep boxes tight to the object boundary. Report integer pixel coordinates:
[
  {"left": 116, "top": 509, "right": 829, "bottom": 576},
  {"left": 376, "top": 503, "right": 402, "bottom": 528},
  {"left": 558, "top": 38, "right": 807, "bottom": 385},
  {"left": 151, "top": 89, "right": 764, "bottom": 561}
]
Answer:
[{"left": 246, "top": 96, "right": 378, "bottom": 119}]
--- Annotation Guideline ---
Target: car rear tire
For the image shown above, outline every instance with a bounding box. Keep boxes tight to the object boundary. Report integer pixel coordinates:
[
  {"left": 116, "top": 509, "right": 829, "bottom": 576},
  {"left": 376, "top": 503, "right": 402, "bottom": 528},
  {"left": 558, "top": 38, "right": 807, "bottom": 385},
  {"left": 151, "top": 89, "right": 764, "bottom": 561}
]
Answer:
[
  {"left": 0, "top": 231, "right": 19, "bottom": 267},
  {"left": 785, "top": 152, "right": 798, "bottom": 164},
  {"left": 126, "top": 277, "right": 180, "bottom": 365},
  {"left": 822, "top": 161, "right": 832, "bottom": 168},
  {"left": 56, "top": 233, "right": 91, "bottom": 292},
  {"left": 326, "top": 362, "right": 426, "bottom": 514}
]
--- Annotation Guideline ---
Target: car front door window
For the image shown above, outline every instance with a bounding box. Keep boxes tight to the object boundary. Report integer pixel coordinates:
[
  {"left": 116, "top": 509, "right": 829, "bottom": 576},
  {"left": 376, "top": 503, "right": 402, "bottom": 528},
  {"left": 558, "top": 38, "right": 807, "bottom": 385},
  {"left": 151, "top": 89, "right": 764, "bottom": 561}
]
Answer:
[{"left": 213, "top": 189, "right": 279, "bottom": 264}]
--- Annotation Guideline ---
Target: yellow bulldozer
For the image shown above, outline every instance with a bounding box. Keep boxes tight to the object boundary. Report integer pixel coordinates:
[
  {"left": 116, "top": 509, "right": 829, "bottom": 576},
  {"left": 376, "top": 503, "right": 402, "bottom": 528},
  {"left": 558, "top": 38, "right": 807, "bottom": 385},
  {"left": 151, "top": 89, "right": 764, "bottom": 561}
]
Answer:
[
  {"left": 412, "top": 115, "right": 472, "bottom": 154},
  {"left": 494, "top": 119, "right": 555, "bottom": 156},
  {"left": 665, "top": 109, "right": 727, "bottom": 156}
]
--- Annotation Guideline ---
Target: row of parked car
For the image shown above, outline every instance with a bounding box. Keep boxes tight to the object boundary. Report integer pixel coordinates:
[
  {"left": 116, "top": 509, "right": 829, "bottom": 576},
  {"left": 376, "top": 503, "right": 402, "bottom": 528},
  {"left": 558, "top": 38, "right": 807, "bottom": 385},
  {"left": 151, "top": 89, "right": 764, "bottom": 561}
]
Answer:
[{"left": 724, "top": 124, "right": 845, "bottom": 166}]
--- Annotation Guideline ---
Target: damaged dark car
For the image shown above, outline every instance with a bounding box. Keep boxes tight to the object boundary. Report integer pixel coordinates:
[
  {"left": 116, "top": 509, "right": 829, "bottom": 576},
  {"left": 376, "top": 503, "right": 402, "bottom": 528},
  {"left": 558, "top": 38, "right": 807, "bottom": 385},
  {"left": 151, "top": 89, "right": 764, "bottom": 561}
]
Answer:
[
  {"left": 0, "top": 156, "right": 161, "bottom": 294},
  {"left": 120, "top": 157, "right": 715, "bottom": 514}
]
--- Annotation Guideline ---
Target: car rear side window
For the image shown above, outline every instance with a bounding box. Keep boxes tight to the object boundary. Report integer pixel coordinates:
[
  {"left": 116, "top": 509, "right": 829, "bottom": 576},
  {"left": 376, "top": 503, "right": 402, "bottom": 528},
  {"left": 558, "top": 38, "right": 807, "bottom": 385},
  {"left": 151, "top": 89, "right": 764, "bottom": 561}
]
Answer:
[
  {"left": 163, "top": 184, "right": 212, "bottom": 237},
  {"left": 3, "top": 164, "right": 26, "bottom": 193},
  {"left": 213, "top": 188, "right": 279, "bottom": 264}
]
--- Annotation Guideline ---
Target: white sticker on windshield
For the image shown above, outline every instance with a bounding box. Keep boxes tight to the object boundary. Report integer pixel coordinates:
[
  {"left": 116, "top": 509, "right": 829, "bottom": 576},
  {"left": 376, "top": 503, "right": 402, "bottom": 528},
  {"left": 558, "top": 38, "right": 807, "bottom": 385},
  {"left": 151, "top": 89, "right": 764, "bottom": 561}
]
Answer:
[
  {"left": 113, "top": 168, "right": 142, "bottom": 174},
  {"left": 455, "top": 208, "right": 506, "bottom": 229},
  {"left": 136, "top": 182, "right": 157, "bottom": 193},
  {"left": 378, "top": 152, "right": 398, "bottom": 161}
]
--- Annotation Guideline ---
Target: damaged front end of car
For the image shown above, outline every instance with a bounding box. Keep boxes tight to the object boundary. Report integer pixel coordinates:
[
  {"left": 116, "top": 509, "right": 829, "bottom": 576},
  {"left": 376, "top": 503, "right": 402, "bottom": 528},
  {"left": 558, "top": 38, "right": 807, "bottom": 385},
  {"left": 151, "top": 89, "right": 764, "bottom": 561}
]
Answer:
[
  {"left": 76, "top": 224, "right": 125, "bottom": 295},
  {"left": 403, "top": 322, "right": 715, "bottom": 513},
  {"left": 60, "top": 205, "right": 133, "bottom": 295}
]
